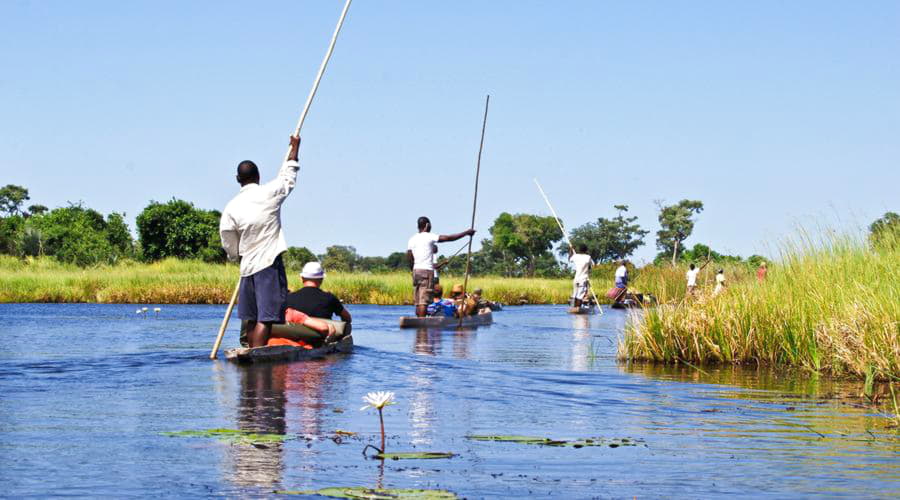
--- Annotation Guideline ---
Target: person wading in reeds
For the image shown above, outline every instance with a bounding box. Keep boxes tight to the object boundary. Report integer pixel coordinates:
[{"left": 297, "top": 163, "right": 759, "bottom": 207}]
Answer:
[
  {"left": 219, "top": 135, "right": 301, "bottom": 348},
  {"left": 407, "top": 216, "right": 475, "bottom": 317}
]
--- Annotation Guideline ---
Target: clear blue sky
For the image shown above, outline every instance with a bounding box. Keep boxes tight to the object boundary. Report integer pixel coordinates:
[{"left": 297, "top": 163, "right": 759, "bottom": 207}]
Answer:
[{"left": 2, "top": 1, "right": 897, "bottom": 263}]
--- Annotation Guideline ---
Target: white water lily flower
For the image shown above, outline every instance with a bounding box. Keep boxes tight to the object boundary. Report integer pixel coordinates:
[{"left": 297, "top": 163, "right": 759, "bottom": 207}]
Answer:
[
  {"left": 136, "top": 309, "right": 142, "bottom": 314},
  {"left": 360, "top": 391, "right": 396, "bottom": 411},
  {"left": 141, "top": 307, "right": 149, "bottom": 312},
  {"left": 153, "top": 307, "right": 161, "bottom": 313}
]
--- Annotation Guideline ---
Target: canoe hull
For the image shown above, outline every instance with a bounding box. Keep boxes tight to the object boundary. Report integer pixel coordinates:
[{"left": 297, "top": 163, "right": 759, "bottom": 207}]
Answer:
[
  {"left": 225, "top": 334, "right": 353, "bottom": 363},
  {"left": 399, "top": 311, "right": 493, "bottom": 329}
]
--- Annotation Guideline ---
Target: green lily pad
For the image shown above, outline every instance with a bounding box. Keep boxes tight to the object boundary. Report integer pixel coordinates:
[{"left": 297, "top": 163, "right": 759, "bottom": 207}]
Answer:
[
  {"left": 374, "top": 452, "right": 455, "bottom": 460},
  {"left": 274, "top": 487, "right": 458, "bottom": 498},
  {"left": 466, "top": 435, "right": 640, "bottom": 448},
  {"left": 161, "top": 428, "right": 294, "bottom": 446}
]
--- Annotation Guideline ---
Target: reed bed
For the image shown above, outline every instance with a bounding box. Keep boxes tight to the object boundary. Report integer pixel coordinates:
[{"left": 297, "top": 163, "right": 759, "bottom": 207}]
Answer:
[
  {"left": 0, "top": 257, "right": 575, "bottom": 305},
  {"left": 619, "top": 232, "right": 900, "bottom": 380}
]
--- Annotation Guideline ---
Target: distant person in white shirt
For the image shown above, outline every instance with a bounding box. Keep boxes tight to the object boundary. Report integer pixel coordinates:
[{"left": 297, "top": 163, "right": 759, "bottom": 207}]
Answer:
[
  {"left": 568, "top": 244, "right": 594, "bottom": 308},
  {"left": 714, "top": 269, "right": 726, "bottom": 295},
  {"left": 407, "top": 216, "right": 475, "bottom": 317},
  {"left": 219, "top": 135, "right": 300, "bottom": 348},
  {"left": 685, "top": 261, "right": 709, "bottom": 296},
  {"left": 607, "top": 259, "right": 628, "bottom": 304}
]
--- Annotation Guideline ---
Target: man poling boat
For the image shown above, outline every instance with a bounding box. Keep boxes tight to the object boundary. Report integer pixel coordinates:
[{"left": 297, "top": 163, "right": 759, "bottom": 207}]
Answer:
[{"left": 208, "top": 0, "right": 354, "bottom": 360}]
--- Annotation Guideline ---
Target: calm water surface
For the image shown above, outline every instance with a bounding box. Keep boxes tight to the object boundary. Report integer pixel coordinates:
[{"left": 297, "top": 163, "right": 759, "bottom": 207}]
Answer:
[{"left": 1, "top": 304, "right": 897, "bottom": 498}]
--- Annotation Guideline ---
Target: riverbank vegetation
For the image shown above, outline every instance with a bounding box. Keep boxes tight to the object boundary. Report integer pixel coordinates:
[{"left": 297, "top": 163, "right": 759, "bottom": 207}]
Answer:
[{"left": 620, "top": 229, "right": 900, "bottom": 380}]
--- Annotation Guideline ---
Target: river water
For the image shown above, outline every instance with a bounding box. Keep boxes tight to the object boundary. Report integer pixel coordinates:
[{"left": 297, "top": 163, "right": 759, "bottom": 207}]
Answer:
[{"left": 1, "top": 303, "right": 897, "bottom": 498}]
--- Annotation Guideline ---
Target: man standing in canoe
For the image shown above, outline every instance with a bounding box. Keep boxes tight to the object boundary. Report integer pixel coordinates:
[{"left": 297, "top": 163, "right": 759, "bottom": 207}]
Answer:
[
  {"left": 220, "top": 135, "right": 301, "bottom": 347},
  {"left": 568, "top": 244, "right": 594, "bottom": 308},
  {"left": 407, "top": 216, "right": 475, "bottom": 317}
]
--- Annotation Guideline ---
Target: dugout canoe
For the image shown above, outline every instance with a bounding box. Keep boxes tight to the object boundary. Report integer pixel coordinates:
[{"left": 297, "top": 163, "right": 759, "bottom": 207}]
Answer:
[
  {"left": 398, "top": 311, "right": 493, "bottom": 329},
  {"left": 225, "top": 320, "right": 352, "bottom": 363},
  {"left": 567, "top": 305, "right": 598, "bottom": 315}
]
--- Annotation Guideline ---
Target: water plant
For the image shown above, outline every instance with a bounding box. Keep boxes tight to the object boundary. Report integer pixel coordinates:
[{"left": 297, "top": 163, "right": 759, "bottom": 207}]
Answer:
[
  {"left": 161, "top": 428, "right": 294, "bottom": 446},
  {"left": 360, "top": 391, "right": 395, "bottom": 454},
  {"left": 466, "top": 434, "right": 641, "bottom": 448}
]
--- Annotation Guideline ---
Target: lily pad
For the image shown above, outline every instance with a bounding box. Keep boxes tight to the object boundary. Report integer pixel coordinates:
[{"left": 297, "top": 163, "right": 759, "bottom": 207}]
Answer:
[
  {"left": 274, "top": 487, "right": 458, "bottom": 498},
  {"left": 334, "top": 430, "right": 358, "bottom": 436},
  {"left": 375, "top": 452, "right": 455, "bottom": 460},
  {"left": 161, "top": 428, "right": 294, "bottom": 446},
  {"left": 466, "top": 435, "right": 640, "bottom": 448}
]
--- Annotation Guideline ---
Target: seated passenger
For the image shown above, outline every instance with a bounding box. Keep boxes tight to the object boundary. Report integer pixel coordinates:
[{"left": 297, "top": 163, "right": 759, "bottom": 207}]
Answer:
[
  {"left": 471, "top": 288, "right": 495, "bottom": 313},
  {"left": 449, "top": 283, "right": 480, "bottom": 317},
  {"left": 283, "top": 262, "right": 351, "bottom": 335},
  {"left": 426, "top": 284, "right": 456, "bottom": 317}
]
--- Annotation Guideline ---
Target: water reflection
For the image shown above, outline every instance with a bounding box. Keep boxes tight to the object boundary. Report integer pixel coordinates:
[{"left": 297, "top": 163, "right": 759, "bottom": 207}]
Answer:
[{"left": 226, "top": 359, "right": 336, "bottom": 491}]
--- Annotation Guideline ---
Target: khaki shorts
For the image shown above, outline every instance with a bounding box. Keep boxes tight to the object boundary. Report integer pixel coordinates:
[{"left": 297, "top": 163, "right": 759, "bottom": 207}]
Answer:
[{"left": 413, "top": 269, "right": 435, "bottom": 306}]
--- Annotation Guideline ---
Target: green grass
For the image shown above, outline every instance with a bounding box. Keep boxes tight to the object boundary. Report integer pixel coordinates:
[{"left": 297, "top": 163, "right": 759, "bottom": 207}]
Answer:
[
  {"left": 0, "top": 255, "right": 760, "bottom": 305},
  {"left": 619, "top": 231, "right": 900, "bottom": 380}
]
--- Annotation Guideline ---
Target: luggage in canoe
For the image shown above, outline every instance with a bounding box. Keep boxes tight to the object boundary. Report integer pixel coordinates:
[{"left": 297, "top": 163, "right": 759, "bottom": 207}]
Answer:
[{"left": 398, "top": 311, "right": 493, "bottom": 329}]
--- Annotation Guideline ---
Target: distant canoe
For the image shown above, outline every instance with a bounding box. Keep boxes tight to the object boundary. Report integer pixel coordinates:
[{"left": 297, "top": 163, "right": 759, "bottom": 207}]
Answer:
[
  {"left": 610, "top": 292, "right": 656, "bottom": 309},
  {"left": 399, "top": 311, "right": 493, "bottom": 329},
  {"left": 226, "top": 319, "right": 352, "bottom": 363}
]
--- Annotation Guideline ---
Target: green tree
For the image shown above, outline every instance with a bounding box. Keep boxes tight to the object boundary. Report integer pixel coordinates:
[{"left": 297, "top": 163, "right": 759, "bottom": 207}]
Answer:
[
  {"left": 283, "top": 246, "right": 317, "bottom": 272},
  {"left": 488, "top": 212, "right": 563, "bottom": 277},
  {"left": 564, "top": 204, "right": 649, "bottom": 262},
  {"left": 32, "top": 204, "right": 130, "bottom": 266},
  {"left": 385, "top": 251, "right": 408, "bottom": 271},
  {"left": 27, "top": 204, "right": 48, "bottom": 216},
  {"left": 0, "top": 215, "right": 25, "bottom": 255},
  {"left": 136, "top": 199, "right": 224, "bottom": 262},
  {"left": 320, "top": 245, "right": 359, "bottom": 272},
  {"left": 655, "top": 199, "right": 704, "bottom": 264},
  {"left": 869, "top": 211, "right": 899, "bottom": 249},
  {"left": 0, "top": 185, "right": 29, "bottom": 216}
]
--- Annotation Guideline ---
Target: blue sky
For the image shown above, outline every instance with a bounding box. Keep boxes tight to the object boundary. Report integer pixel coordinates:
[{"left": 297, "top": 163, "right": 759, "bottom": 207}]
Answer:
[{"left": 2, "top": 1, "right": 897, "bottom": 263}]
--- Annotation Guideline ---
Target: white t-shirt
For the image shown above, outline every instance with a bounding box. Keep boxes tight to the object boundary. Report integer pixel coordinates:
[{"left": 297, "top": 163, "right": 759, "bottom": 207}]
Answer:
[
  {"left": 408, "top": 232, "right": 440, "bottom": 270},
  {"left": 716, "top": 273, "right": 725, "bottom": 285},
  {"left": 570, "top": 253, "right": 593, "bottom": 283},
  {"left": 686, "top": 268, "right": 700, "bottom": 287},
  {"left": 615, "top": 265, "right": 627, "bottom": 279}
]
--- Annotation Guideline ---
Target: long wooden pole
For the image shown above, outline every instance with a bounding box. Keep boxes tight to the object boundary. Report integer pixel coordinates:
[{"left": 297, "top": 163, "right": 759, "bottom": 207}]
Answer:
[
  {"left": 534, "top": 179, "right": 603, "bottom": 314},
  {"left": 461, "top": 95, "right": 490, "bottom": 307},
  {"left": 210, "top": 0, "right": 353, "bottom": 360}
]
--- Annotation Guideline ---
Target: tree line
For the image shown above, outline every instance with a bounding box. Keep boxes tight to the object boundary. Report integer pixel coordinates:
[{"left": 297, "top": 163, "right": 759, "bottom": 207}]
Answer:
[{"left": 12, "top": 183, "right": 890, "bottom": 274}]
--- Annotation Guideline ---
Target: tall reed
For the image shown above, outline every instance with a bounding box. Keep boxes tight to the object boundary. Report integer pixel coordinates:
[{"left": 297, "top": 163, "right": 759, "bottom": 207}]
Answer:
[{"left": 619, "top": 231, "right": 900, "bottom": 380}]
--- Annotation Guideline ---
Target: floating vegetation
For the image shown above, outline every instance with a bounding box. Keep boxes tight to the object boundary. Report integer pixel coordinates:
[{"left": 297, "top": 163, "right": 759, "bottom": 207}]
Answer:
[
  {"left": 274, "top": 487, "right": 458, "bottom": 498},
  {"left": 374, "top": 451, "right": 455, "bottom": 460},
  {"left": 466, "top": 435, "right": 641, "bottom": 448},
  {"left": 334, "top": 430, "right": 357, "bottom": 436},
  {"left": 161, "top": 428, "right": 295, "bottom": 446}
]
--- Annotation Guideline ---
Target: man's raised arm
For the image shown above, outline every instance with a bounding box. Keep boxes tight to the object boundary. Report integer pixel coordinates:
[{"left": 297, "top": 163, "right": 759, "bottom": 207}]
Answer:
[
  {"left": 269, "top": 135, "right": 301, "bottom": 199},
  {"left": 219, "top": 212, "right": 240, "bottom": 262},
  {"left": 438, "top": 228, "right": 476, "bottom": 243}
]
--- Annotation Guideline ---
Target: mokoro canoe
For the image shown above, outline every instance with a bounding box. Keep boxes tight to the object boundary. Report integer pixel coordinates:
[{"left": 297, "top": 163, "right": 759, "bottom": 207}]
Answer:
[
  {"left": 567, "top": 305, "right": 598, "bottom": 315},
  {"left": 227, "top": 319, "right": 352, "bottom": 363},
  {"left": 225, "top": 334, "right": 353, "bottom": 363},
  {"left": 610, "top": 292, "right": 657, "bottom": 309},
  {"left": 398, "top": 311, "right": 493, "bottom": 329}
]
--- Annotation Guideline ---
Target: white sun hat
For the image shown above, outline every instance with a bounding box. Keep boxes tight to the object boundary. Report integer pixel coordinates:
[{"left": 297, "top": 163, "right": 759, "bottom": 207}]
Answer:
[{"left": 300, "top": 261, "right": 326, "bottom": 279}]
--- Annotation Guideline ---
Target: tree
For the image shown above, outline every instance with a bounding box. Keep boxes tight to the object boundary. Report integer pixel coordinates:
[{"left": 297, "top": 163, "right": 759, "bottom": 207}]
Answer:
[
  {"left": 136, "top": 199, "right": 224, "bottom": 262},
  {"left": 27, "top": 204, "right": 48, "bottom": 216},
  {"left": 0, "top": 215, "right": 25, "bottom": 255},
  {"left": 488, "top": 212, "right": 563, "bottom": 277},
  {"left": 385, "top": 251, "right": 408, "bottom": 271},
  {"left": 320, "top": 245, "right": 359, "bottom": 272},
  {"left": 283, "top": 246, "right": 317, "bottom": 272},
  {"left": 32, "top": 203, "right": 132, "bottom": 266},
  {"left": 869, "top": 211, "right": 899, "bottom": 249},
  {"left": 655, "top": 199, "right": 704, "bottom": 264},
  {"left": 564, "top": 204, "right": 649, "bottom": 262},
  {"left": 0, "top": 185, "right": 29, "bottom": 216}
]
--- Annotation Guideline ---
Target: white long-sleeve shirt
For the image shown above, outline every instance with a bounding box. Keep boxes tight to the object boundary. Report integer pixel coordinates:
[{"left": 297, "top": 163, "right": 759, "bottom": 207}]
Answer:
[{"left": 219, "top": 159, "right": 299, "bottom": 277}]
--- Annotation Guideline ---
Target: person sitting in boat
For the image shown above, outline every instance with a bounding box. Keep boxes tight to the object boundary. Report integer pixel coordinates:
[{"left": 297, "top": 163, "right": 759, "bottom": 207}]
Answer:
[
  {"left": 568, "top": 244, "right": 594, "bottom": 308},
  {"left": 606, "top": 260, "right": 628, "bottom": 304},
  {"left": 448, "top": 283, "right": 482, "bottom": 317},
  {"left": 283, "top": 262, "right": 352, "bottom": 334},
  {"left": 471, "top": 288, "right": 499, "bottom": 312},
  {"left": 426, "top": 283, "right": 456, "bottom": 317}
]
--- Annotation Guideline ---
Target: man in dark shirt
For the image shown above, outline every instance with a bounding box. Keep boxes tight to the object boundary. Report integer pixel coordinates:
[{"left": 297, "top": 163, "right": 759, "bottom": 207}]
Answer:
[{"left": 284, "top": 262, "right": 352, "bottom": 331}]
